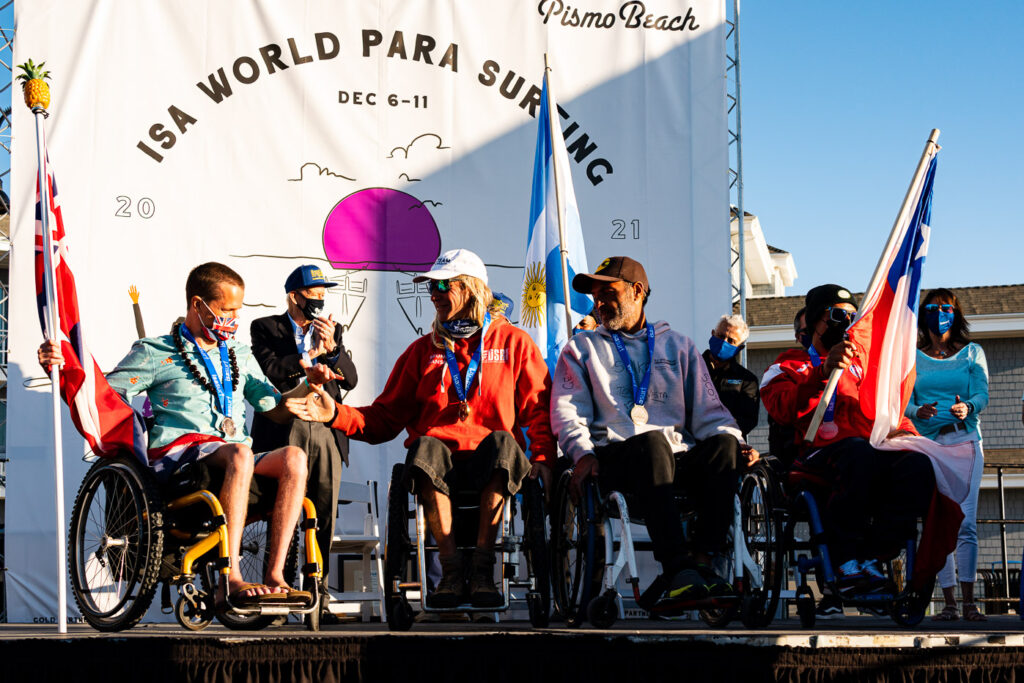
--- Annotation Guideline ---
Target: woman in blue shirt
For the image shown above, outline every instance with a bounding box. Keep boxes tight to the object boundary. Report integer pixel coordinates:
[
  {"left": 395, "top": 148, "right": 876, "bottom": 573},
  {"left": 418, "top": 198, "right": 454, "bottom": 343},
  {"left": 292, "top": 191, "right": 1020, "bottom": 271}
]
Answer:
[{"left": 906, "top": 288, "right": 989, "bottom": 621}]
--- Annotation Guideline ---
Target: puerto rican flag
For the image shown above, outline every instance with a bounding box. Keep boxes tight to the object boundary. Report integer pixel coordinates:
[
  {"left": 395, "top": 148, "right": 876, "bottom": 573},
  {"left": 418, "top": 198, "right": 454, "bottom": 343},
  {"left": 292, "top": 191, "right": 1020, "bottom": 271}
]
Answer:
[
  {"left": 845, "top": 153, "right": 975, "bottom": 589},
  {"left": 35, "top": 149, "right": 148, "bottom": 465}
]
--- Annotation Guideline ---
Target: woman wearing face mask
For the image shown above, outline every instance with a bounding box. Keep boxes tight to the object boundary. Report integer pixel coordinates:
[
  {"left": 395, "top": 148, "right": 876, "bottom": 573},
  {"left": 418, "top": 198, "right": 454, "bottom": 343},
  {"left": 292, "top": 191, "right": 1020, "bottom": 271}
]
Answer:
[
  {"left": 702, "top": 314, "right": 759, "bottom": 439},
  {"left": 308, "top": 249, "right": 556, "bottom": 610},
  {"left": 906, "top": 288, "right": 989, "bottom": 622}
]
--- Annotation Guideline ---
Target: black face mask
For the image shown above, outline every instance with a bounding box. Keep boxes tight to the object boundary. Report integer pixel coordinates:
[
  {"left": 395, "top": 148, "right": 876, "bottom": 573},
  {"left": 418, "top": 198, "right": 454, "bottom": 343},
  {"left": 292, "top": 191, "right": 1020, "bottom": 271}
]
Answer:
[
  {"left": 296, "top": 294, "right": 324, "bottom": 320},
  {"left": 820, "top": 320, "right": 849, "bottom": 350}
]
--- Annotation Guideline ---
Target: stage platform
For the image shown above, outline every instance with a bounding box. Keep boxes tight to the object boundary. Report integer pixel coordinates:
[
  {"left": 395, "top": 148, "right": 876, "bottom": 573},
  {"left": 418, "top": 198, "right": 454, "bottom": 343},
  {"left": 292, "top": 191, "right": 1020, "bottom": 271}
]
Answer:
[{"left": 3, "top": 615, "right": 1024, "bottom": 683}]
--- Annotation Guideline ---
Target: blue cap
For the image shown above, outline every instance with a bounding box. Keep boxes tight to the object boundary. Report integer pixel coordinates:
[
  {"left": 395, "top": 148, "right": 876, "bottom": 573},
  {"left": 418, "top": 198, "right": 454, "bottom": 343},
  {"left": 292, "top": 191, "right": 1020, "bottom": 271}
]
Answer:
[
  {"left": 489, "top": 291, "right": 514, "bottom": 318},
  {"left": 285, "top": 265, "right": 338, "bottom": 292}
]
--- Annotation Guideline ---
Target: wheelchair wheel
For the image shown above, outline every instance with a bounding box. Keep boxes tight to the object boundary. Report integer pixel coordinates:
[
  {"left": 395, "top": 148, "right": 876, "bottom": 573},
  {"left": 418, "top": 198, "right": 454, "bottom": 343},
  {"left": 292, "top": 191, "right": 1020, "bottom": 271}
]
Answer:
[
  {"left": 550, "top": 472, "right": 602, "bottom": 627},
  {"left": 795, "top": 585, "right": 816, "bottom": 629},
  {"left": 520, "top": 477, "right": 551, "bottom": 628},
  {"left": 384, "top": 463, "right": 414, "bottom": 632},
  {"left": 587, "top": 590, "right": 618, "bottom": 629},
  {"left": 200, "top": 520, "right": 298, "bottom": 631},
  {"left": 69, "top": 455, "right": 165, "bottom": 632},
  {"left": 738, "top": 461, "right": 784, "bottom": 628}
]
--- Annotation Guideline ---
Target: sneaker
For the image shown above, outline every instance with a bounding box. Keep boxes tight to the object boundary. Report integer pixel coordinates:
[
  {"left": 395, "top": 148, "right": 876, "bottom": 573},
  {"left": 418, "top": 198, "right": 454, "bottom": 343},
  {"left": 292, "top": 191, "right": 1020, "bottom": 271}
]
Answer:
[
  {"left": 468, "top": 548, "right": 504, "bottom": 608},
  {"left": 665, "top": 568, "right": 711, "bottom": 601},
  {"left": 835, "top": 559, "right": 866, "bottom": 594},
  {"left": 426, "top": 554, "right": 467, "bottom": 608},
  {"left": 815, "top": 592, "right": 844, "bottom": 619},
  {"left": 694, "top": 564, "right": 737, "bottom": 598},
  {"left": 859, "top": 560, "right": 889, "bottom": 589}
]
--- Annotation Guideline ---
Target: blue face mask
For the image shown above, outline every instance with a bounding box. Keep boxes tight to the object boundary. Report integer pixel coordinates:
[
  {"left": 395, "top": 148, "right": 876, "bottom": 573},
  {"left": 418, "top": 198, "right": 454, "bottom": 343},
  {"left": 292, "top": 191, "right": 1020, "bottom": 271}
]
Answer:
[
  {"left": 709, "top": 335, "right": 740, "bottom": 361},
  {"left": 798, "top": 332, "right": 812, "bottom": 350},
  {"left": 926, "top": 310, "right": 954, "bottom": 336}
]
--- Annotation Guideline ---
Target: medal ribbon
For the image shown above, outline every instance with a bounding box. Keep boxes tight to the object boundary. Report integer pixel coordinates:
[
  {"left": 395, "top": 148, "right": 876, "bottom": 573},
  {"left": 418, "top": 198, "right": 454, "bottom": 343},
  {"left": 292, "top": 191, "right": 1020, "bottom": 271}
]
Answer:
[
  {"left": 611, "top": 323, "right": 655, "bottom": 409},
  {"left": 180, "top": 325, "right": 233, "bottom": 418},
  {"left": 443, "top": 312, "right": 491, "bottom": 406},
  {"left": 807, "top": 346, "right": 839, "bottom": 427}
]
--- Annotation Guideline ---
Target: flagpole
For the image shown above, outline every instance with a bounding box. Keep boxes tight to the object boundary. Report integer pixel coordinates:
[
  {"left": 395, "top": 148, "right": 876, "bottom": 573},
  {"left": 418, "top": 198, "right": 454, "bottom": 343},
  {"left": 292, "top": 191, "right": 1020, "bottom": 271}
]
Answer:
[
  {"left": 544, "top": 54, "right": 575, "bottom": 341},
  {"left": 805, "top": 129, "right": 941, "bottom": 443},
  {"left": 33, "top": 104, "right": 68, "bottom": 633}
]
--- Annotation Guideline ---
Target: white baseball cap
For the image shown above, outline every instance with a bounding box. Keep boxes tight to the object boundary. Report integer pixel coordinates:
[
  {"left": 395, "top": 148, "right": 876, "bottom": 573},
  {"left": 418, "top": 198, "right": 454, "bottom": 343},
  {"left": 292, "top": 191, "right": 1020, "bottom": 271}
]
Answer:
[{"left": 413, "top": 248, "right": 488, "bottom": 285}]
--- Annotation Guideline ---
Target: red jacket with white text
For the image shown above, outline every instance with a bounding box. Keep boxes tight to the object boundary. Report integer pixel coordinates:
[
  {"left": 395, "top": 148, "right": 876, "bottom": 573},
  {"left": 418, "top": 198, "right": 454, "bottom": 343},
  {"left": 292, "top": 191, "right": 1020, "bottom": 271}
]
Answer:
[
  {"left": 330, "top": 315, "right": 555, "bottom": 463},
  {"left": 760, "top": 346, "right": 917, "bottom": 452}
]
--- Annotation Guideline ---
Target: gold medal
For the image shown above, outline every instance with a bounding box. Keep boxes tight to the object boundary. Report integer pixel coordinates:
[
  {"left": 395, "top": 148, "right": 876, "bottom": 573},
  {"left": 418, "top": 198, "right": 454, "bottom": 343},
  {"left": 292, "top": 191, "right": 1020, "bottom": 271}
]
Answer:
[
  {"left": 630, "top": 405, "right": 648, "bottom": 425},
  {"left": 220, "top": 416, "right": 237, "bottom": 437},
  {"left": 459, "top": 402, "right": 471, "bottom": 422}
]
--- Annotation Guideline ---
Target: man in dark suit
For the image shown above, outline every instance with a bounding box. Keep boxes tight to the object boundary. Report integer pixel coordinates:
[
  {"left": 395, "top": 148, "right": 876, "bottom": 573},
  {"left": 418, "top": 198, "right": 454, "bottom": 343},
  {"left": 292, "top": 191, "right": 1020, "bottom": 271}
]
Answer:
[{"left": 251, "top": 265, "right": 358, "bottom": 610}]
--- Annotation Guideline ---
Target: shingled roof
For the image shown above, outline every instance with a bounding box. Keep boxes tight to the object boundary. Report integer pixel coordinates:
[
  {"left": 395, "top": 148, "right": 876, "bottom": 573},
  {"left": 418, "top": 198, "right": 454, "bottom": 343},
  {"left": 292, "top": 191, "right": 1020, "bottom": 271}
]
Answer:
[{"left": 735, "top": 284, "right": 1024, "bottom": 327}]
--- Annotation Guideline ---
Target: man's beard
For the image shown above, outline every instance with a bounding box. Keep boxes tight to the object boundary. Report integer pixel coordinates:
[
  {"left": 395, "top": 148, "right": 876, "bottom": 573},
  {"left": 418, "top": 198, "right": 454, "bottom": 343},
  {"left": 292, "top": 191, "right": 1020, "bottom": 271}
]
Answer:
[{"left": 602, "top": 296, "right": 641, "bottom": 332}]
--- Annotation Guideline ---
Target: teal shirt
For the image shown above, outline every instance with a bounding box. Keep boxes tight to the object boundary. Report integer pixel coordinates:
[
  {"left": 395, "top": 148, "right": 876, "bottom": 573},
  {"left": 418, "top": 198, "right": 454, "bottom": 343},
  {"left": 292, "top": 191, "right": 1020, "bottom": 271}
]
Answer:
[
  {"left": 905, "top": 342, "right": 989, "bottom": 440},
  {"left": 106, "top": 330, "right": 281, "bottom": 450}
]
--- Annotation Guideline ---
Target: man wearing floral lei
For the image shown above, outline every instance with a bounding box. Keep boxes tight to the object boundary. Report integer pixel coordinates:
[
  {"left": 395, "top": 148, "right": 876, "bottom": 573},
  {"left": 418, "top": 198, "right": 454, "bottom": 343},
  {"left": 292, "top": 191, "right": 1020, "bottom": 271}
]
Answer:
[{"left": 38, "top": 262, "right": 334, "bottom": 606}]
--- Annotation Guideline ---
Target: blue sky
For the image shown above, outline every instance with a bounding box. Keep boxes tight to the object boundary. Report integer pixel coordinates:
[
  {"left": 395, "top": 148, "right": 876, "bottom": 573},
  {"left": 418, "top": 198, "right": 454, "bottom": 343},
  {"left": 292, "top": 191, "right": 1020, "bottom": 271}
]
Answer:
[
  {"left": 4, "top": 2, "right": 1020, "bottom": 297},
  {"left": 741, "top": 1, "right": 1024, "bottom": 296}
]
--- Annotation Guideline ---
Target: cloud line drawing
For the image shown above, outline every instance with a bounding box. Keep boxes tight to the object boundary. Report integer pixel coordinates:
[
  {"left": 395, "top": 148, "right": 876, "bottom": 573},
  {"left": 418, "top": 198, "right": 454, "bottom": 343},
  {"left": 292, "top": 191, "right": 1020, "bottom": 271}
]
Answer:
[
  {"left": 287, "top": 162, "right": 356, "bottom": 182},
  {"left": 409, "top": 200, "right": 442, "bottom": 209},
  {"left": 387, "top": 132, "right": 450, "bottom": 159},
  {"left": 231, "top": 254, "right": 332, "bottom": 263},
  {"left": 398, "top": 173, "right": 421, "bottom": 182}
]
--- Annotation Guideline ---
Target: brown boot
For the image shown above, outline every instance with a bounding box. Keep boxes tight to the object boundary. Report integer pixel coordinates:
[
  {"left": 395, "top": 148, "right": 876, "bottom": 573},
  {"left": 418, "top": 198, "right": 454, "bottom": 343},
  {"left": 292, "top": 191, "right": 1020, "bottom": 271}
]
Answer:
[
  {"left": 469, "top": 548, "right": 504, "bottom": 608},
  {"left": 426, "top": 554, "right": 466, "bottom": 608}
]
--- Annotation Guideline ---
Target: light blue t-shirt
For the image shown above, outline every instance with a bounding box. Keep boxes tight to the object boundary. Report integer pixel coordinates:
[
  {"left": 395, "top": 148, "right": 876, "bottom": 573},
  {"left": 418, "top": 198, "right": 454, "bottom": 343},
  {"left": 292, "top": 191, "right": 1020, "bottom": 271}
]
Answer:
[
  {"left": 906, "top": 342, "right": 989, "bottom": 440},
  {"left": 106, "top": 330, "right": 281, "bottom": 449}
]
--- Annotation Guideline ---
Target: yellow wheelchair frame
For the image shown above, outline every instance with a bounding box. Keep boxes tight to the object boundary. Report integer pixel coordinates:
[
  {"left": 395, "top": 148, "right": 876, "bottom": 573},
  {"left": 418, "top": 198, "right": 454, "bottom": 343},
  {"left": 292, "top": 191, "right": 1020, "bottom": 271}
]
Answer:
[{"left": 68, "top": 454, "right": 324, "bottom": 632}]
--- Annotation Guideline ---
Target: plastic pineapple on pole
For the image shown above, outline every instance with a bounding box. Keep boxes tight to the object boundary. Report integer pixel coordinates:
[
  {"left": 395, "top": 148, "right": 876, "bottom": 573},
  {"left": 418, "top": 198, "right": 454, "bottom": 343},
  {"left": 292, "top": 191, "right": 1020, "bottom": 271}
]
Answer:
[{"left": 21, "top": 57, "right": 68, "bottom": 634}]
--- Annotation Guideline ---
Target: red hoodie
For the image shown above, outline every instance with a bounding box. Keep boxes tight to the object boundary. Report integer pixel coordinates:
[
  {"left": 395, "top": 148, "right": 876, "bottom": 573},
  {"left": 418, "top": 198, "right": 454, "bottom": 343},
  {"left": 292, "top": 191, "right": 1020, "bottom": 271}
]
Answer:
[
  {"left": 331, "top": 315, "right": 555, "bottom": 463},
  {"left": 760, "top": 346, "right": 916, "bottom": 451}
]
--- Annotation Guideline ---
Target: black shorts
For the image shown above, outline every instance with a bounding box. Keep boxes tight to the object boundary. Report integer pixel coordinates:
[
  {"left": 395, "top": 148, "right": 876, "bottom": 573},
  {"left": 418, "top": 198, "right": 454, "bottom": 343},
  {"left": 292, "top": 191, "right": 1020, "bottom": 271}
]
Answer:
[{"left": 403, "top": 431, "right": 531, "bottom": 498}]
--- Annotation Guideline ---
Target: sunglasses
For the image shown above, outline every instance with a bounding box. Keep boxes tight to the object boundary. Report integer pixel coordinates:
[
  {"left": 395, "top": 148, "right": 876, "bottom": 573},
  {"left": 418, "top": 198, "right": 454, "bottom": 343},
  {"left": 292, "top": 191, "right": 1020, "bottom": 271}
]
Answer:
[
  {"left": 429, "top": 279, "right": 456, "bottom": 293},
  {"left": 924, "top": 303, "right": 954, "bottom": 313},
  {"left": 825, "top": 307, "right": 855, "bottom": 323}
]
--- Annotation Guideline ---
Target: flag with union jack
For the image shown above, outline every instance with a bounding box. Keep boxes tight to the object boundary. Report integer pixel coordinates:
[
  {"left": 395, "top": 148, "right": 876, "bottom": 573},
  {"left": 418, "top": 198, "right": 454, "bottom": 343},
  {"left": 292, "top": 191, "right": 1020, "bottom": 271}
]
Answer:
[
  {"left": 35, "top": 149, "right": 147, "bottom": 464},
  {"left": 845, "top": 151, "right": 976, "bottom": 589}
]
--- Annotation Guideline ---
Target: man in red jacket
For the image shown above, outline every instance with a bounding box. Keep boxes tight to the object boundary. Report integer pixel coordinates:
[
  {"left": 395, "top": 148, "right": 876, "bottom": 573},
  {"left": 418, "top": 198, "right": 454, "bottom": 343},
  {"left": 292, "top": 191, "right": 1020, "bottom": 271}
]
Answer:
[
  {"left": 314, "top": 249, "right": 555, "bottom": 609},
  {"left": 761, "top": 284, "right": 935, "bottom": 594}
]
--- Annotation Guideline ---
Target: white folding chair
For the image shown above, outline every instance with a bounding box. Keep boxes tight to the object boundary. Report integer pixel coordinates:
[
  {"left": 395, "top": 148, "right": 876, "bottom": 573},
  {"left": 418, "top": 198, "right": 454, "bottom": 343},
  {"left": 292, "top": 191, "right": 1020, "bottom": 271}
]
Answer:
[{"left": 325, "top": 480, "right": 386, "bottom": 622}]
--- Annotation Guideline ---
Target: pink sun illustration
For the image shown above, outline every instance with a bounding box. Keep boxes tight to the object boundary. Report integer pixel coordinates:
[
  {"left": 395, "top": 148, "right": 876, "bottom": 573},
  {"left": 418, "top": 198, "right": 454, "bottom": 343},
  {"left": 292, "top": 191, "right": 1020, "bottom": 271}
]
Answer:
[{"left": 322, "top": 188, "right": 441, "bottom": 272}]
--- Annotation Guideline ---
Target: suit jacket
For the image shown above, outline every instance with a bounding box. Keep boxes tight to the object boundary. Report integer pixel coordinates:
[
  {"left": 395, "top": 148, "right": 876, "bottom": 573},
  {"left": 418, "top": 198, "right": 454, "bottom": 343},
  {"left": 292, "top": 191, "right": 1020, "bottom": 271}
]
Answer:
[{"left": 249, "top": 312, "right": 358, "bottom": 463}]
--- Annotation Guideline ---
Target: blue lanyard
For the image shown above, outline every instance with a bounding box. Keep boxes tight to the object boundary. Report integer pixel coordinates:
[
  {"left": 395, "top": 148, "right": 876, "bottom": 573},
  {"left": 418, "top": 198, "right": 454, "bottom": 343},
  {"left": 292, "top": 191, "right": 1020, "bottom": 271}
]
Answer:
[
  {"left": 807, "top": 346, "right": 839, "bottom": 423},
  {"left": 611, "top": 323, "right": 655, "bottom": 408},
  {"left": 180, "top": 325, "right": 233, "bottom": 417},
  {"left": 444, "top": 312, "right": 490, "bottom": 403}
]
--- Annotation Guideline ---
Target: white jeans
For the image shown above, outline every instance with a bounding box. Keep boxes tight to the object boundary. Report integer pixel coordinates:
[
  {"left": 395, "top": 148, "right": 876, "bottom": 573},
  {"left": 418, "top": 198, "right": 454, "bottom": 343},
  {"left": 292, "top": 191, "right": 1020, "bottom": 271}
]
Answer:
[{"left": 935, "top": 432, "right": 984, "bottom": 589}]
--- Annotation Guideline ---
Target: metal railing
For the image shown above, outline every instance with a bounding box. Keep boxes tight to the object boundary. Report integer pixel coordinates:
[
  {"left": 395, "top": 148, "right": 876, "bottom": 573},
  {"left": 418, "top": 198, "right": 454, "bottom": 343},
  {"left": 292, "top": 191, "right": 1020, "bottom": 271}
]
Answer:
[{"left": 972, "top": 462, "right": 1024, "bottom": 612}]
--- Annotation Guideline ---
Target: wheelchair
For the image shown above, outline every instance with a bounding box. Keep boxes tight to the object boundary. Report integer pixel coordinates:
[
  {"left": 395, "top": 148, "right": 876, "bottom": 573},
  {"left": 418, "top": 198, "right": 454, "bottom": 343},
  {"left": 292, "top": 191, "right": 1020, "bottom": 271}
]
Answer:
[
  {"left": 550, "top": 461, "right": 774, "bottom": 629},
  {"left": 67, "top": 452, "right": 324, "bottom": 632},
  {"left": 382, "top": 463, "right": 550, "bottom": 631},
  {"left": 739, "top": 455, "right": 935, "bottom": 628}
]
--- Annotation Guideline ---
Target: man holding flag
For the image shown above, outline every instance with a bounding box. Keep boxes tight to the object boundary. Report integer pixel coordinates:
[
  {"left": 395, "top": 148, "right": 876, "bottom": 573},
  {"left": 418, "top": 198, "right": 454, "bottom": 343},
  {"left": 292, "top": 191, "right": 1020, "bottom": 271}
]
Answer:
[
  {"left": 521, "top": 67, "right": 592, "bottom": 369},
  {"left": 762, "top": 139, "right": 971, "bottom": 601}
]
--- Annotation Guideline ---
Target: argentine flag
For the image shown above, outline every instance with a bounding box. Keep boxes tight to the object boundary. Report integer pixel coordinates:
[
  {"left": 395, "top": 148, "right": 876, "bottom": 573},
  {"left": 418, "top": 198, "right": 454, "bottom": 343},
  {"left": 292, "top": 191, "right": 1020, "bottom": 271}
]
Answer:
[{"left": 522, "top": 74, "right": 591, "bottom": 369}]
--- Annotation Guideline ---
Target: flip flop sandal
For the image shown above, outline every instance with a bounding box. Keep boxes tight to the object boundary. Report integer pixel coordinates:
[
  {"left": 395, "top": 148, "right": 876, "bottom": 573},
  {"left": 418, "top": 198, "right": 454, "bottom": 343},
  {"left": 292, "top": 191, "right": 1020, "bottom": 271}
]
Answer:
[
  {"left": 268, "top": 586, "right": 313, "bottom": 603},
  {"left": 930, "top": 604, "right": 959, "bottom": 621},
  {"left": 225, "top": 583, "right": 292, "bottom": 607},
  {"left": 963, "top": 604, "right": 987, "bottom": 622}
]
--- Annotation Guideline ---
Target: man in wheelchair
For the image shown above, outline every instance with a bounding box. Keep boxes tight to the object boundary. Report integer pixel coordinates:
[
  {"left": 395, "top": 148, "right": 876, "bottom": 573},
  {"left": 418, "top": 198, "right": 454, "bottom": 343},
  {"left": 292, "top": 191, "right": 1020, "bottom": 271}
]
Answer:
[
  {"left": 761, "top": 284, "right": 936, "bottom": 600},
  {"left": 39, "top": 262, "right": 332, "bottom": 607},
  {"left": 551, "top": 256, "right": 759, "bottom": 609},
  {"left": 306, "top": 249, "right": 556, "bottom": 609}
]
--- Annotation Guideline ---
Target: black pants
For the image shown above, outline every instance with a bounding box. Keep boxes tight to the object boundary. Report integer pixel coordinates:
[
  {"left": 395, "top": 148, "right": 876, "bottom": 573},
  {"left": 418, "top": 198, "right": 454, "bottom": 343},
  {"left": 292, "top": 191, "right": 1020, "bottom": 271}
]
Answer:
[
  {"left": 816, "top": 437, "right": 936, "bottom": 565},
  {"left": 595, "top": 432, "right": 740, "bottom": 571}
]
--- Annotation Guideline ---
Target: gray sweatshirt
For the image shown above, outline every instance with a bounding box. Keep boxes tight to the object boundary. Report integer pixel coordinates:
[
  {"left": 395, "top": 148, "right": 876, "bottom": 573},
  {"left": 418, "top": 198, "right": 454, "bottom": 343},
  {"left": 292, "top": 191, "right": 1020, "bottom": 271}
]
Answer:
[{"left": 551, "top": 320, "right": 743, "bottom": 463}]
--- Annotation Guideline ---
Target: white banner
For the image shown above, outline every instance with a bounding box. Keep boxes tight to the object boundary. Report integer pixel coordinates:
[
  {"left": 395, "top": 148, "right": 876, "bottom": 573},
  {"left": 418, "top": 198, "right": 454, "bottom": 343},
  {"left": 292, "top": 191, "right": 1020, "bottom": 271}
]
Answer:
[{"left": 7, "top": 0, "right": 727, "bottom": 622}]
